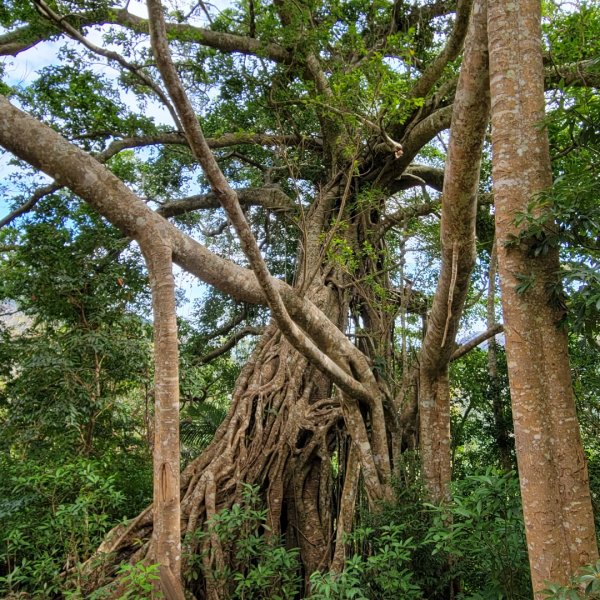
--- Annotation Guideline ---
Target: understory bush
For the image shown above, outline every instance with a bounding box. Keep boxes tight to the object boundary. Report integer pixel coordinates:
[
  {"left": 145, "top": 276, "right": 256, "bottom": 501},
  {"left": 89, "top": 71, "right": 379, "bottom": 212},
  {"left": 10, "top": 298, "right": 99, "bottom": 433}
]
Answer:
[
  {"left": 542, "top": 559, "right": 600, "bottom": 599},
  {"left": 309, "top": 525, "right": 421, "bottom": 599},
  {"left": 188, "top": 483, "right": 302, "bottom": 599},
  {"left": 0, "top": 455, "right": 151, "bottom": 598},
  {"left": 0, "top": 466, "right": 533, "bottom": 599},
  {"left": 311, "top": 469, "right": 530, "bottom": 600},
  {"left": 425, "top": 470, "right": 531, "bottom": 599}
]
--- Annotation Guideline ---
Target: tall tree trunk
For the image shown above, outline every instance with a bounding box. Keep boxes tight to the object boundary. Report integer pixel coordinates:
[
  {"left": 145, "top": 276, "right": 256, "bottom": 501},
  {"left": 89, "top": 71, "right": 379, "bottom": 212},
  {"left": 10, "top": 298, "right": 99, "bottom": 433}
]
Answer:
[
  {"left": 419, "top": 0, "right": 490, "bottom": 503},
  {"left": 142, "top": 238, "right": 185, "bottom": 600},
  {"left": 487, "top": 0, "right": 599, "bottom": 592}
]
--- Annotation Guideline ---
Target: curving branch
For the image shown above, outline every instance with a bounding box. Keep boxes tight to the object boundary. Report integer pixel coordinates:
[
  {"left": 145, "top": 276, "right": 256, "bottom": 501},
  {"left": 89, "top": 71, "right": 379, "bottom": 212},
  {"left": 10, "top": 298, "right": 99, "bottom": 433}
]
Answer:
[
  {"left": 0, "top": 182, "right": 59, "bottom": 229},
  {"left": 374, "top": 105, "right": 453, "bottom": 188},
  {"left": 0, "top": 7, "right": 293, "bottom": 64},
  {"left": 389, "top": 164, "right": 445, "bottom": 193},
  {"left": 450, "top": 323, "right": 504, "bottom": 362},
  {"left": 114, "top": 8, "right": 292, "bottom": 64},
  {"left": 0, "top": 10, "right": 100, "bottom": 56},
  {"left": 382, "top": 198, "right": 440, "bottom": 231},
  {"left": 401, "top": 105, "right": 454, "bottom": 160},
  {"left": 98, "top": 131, "right": 320, "bottom": 156},
  {"left": 198, "top": 307, "right": 249, "bottom": 340},
  {"left": 1, "top": 131, "right": 314, "bottom": 227},
  {"left": 196, "top": 325, "right": 264, "bottom": 365},
  {"left": 408, "top": 0, "right": 474, "bottom": 100}
]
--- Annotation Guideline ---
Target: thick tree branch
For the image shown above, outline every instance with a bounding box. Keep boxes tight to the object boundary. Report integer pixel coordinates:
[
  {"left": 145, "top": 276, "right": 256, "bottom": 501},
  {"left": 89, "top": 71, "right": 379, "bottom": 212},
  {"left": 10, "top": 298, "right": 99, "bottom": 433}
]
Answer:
[
  {"left": 402, "top": 105, "right": 454, "bottom": 160},
  {"left": 0, "top": 10, "right": 100, "bottom": 56},
  {"left": 375, "top": 105, "right": 453, "bottom": 188},
  {"left": 157, "top": 186, "right": 295, "bottom": 218},
  {"left": 1, "top": 132, "right": 312, "bottom": 227},
  {"left": 408, "top": 0, "right": 474, "bottom": 100},
  {"left": 389, "top": 164, "right": 445, "bottom": 193},
  {"left": 114, "top": 9, "right": 293, "bottom": 64},
  {"left": 382, "top": 198, "right": 441, "bottom": 230},
  {"left": 0, "top": 7, "right": 293, "bottom": 63},
  {"left": 450, "top": 323, "right": 504, "bottom": 361},
  {"left": 99, "top": 132, "right": 320, "bottom": 154}
]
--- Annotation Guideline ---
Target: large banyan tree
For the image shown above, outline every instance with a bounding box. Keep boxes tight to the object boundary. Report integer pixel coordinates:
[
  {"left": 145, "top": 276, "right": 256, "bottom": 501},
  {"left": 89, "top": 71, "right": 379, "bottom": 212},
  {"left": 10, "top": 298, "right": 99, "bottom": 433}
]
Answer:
[{"left": 0, "top": 0, "right": 598, "bottom": 597}]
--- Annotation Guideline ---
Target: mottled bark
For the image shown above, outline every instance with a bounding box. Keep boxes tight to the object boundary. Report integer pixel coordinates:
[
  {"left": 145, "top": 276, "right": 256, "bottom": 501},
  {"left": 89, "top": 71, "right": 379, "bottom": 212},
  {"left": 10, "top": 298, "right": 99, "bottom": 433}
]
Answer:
[
  {"left": 142, "top": 240, "right": 185, "bottom": 600},
  {"left": 419, "top": 0, "right": 490, "bottom": 503},
  {"left": 487, "top": 0, "right": 599, "bottom": 592}
]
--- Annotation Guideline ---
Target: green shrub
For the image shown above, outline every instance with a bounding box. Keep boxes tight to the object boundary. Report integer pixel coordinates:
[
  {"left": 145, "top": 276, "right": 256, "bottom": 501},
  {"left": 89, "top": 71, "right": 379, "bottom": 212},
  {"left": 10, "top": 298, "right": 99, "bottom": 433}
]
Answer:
[
  {"left": 425, "top": 470, "right": 531, "bottom": 599},
  {"left": 309, "top": 525, "right": 422, "bottom": 599},
  {"left": 116, "top": 562, "right": 162, "bottom": 600},
  {"left": 0, "top": 457, "right": 132, "bottom": 597},
  {"left": 315, "top": 469, "right": 531, "bottom": 600},
  {"left": 542, "top": 560, "right": 600, "bottom": 600},
  {"left": 188, "top": 484, "right": 301, "bottom": 599}
]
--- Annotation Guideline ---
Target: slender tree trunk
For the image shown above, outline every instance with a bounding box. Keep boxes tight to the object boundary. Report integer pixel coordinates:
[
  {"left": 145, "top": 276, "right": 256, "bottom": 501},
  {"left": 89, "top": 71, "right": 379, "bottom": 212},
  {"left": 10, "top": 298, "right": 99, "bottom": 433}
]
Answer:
[
  {"left": 142, "top": 238, "right": 185, "bottom": 600},
  {"left": 419, "top": 0, "right": 490, "bottom": 503},
  {"left": 487, "top": 0, "right": 599, "bottom": 592},
  {"left": 486, "top": 240, "right": 513, "bottom": 471}
]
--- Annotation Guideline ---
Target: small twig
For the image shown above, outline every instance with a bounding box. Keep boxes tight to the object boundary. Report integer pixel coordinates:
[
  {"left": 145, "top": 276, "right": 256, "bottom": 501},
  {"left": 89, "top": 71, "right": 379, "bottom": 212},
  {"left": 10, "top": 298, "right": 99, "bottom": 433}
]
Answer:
[
  {"left": 195, "top": 325, "right": 264, "bottom": 365},
  {"left": 0, "top": 182, "right": 60, "bottom": 228}
]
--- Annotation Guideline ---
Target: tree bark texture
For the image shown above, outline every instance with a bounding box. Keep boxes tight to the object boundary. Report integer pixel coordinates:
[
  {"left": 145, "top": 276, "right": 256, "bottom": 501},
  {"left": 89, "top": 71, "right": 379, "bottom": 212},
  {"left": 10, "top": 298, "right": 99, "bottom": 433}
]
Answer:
[
  {"left": 142, "top": 239, "right": 185, "bottom": 600},
  {"left": 419, "top": 0, "right": 490, "bottom": 504},
  {"left": 487, "top": 0, "right": 599, "bottom": 592}
]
